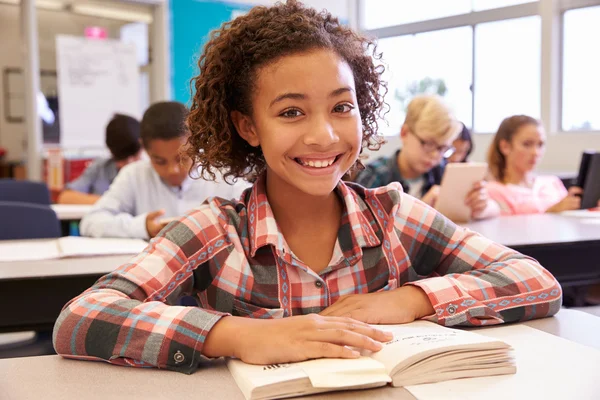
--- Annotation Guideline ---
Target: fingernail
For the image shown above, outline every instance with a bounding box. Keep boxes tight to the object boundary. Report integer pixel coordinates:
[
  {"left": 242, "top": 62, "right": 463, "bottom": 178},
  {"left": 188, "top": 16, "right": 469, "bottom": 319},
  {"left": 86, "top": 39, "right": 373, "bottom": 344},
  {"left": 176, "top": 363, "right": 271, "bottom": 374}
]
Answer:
[
  {"left": 384, "top": 331, "right": 394, "bottom": 340},
  {"left": 373, "top": 341, "right": 383, "bottom": 350},
  {"left": 351, "top": 350, "right": 360, "bottom": 357}
]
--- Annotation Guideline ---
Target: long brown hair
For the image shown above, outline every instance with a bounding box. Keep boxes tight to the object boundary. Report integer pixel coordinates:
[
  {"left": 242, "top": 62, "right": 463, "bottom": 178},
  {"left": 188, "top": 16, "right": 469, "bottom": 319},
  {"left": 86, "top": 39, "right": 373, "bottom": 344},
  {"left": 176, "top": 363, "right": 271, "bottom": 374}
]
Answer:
[{"left": 487, "top": 115, "right": 540, "bottom": 182}]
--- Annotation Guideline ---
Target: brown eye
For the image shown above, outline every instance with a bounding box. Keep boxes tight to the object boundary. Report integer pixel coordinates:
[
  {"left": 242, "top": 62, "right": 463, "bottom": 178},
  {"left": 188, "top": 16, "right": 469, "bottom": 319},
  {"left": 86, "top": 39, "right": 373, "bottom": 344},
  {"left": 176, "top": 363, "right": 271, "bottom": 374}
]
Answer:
[
  {"left": 333, "top": 103, "right": 354, "bottom": 113},
  {"left": 280, "top": 109, "right": 303, "bottom": 118}
]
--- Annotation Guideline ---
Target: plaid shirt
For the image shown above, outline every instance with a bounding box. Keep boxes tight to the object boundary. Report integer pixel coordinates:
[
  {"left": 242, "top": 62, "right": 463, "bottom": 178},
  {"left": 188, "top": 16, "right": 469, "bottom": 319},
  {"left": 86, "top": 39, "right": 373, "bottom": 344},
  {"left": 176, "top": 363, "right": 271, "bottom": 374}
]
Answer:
[
  {"left": 354, "top": 150, "right": 446, "bottom": 197},
  {"left": 53, "top": 174, "right": 562, "bottom": 374}
]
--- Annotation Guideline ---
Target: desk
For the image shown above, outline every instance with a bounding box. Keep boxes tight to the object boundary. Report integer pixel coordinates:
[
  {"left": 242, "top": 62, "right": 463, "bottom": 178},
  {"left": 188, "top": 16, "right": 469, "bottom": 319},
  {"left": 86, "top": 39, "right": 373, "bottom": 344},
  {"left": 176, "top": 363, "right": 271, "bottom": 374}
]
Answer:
[
  {"left": 0, "top": 255, "right": 129, "bottom": 333},
  {"left": 50, "top": 204, "right": 92, "bottom": 220},
  {"left": 463, "top": 213, "right": 600, "bottom": 288},
  {"left": 0, "top": 309, "right": 598, "bottom": 400}
]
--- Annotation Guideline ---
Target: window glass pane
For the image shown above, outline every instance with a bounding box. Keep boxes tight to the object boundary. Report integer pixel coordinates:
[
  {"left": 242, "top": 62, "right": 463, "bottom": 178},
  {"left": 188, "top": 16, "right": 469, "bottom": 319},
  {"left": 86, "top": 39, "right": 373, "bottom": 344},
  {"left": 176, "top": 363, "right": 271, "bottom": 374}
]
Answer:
[
  {"left": 562, "top": 6, "right": 600, "bottom": 131},
  {"left": 377, "top": 27, "right": 473, "bottom": 136},
  {"left": 362, "top": 0, "right": 471, "bottom": 30},
  {"left": 472, "top": 0, "right": 536, "bottom": 11},
  {"left": 474, "top": 16, "right": 540, "bottom": 133}
]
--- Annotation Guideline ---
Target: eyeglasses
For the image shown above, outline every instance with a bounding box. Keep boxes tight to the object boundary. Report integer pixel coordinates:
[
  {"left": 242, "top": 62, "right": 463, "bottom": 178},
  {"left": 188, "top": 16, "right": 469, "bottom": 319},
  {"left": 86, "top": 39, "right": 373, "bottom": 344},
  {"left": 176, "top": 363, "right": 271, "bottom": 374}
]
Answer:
[{"left": 410, "top": 130, "right": 455, "bottom": 158}]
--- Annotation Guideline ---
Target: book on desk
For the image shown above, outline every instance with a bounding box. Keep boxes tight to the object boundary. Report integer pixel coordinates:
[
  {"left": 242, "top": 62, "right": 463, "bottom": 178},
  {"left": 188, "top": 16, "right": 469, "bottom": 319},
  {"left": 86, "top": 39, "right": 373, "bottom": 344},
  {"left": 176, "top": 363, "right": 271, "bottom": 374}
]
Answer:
[
  {"left": 0, "top": 236, "right": 147, "bottom": 262},
  {"left": 228, "top": 320, "right": 516, "bottom": 400}
]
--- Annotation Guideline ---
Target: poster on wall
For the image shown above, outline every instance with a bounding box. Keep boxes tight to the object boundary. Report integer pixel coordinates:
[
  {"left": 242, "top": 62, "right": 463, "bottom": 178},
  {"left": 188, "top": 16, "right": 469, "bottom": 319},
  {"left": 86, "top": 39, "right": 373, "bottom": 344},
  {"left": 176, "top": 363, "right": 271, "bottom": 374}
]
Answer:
[{"left": 56, "top": 35, "right": 140, "bottom": 149}]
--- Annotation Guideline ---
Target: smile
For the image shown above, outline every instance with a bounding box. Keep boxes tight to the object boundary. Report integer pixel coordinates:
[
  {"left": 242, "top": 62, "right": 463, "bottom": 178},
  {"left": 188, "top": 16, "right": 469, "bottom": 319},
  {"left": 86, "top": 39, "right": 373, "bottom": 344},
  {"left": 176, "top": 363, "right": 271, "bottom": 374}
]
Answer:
[{"left": 293, "top": 154, "right": 342, "bottom": 169}]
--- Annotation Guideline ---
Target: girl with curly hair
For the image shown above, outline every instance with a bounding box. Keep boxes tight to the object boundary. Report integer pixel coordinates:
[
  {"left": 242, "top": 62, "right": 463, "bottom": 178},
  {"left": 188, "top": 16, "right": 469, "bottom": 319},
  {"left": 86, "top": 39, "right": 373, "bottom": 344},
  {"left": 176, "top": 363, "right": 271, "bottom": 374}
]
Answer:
[{"left": 54, "top": 0, "right": 561, "bottom": 374}]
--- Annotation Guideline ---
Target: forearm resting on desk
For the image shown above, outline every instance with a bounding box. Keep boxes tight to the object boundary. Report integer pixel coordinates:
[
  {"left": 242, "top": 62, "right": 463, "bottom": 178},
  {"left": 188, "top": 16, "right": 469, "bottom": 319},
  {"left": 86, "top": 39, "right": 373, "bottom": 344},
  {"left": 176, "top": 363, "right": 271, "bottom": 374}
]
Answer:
[{"left": 57, "top": 190, "right": 100, "bottom": 205}]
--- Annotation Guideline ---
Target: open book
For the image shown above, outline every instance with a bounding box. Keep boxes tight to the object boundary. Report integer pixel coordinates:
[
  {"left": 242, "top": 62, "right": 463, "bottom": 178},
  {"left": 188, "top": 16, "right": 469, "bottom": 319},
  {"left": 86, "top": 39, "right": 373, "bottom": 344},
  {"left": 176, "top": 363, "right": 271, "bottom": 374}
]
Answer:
[
  {"left": 0, "top": 237, "right": 148, "bottom": 262},
  {"left": 227, "top": 321, "right": 515, "bottom": 400}
]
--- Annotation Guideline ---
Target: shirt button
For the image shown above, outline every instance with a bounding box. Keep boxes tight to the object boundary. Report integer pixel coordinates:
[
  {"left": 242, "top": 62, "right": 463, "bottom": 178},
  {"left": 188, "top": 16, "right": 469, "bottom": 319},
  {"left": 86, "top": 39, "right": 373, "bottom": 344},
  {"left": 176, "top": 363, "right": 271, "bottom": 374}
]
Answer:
[
  {"left": 315, "top": 281, "right": 323, "bottom": 289},
  {"left": 447, "top": 304, "right": 457, "bottom": 315},
  {"left": 174, "top": 350, "right": 185, "bottom": 364}
]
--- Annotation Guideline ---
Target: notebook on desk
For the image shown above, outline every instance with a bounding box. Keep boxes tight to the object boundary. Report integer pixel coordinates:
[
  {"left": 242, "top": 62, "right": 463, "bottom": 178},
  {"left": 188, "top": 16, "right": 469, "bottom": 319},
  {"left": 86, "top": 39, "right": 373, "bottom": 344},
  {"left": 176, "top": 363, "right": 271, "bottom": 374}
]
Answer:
[
  {"left": 0, "top": 237, "right": 148, "bottom": 262},
  {"left": 227, "top": 321, "right": 515, "bottom": 400}
]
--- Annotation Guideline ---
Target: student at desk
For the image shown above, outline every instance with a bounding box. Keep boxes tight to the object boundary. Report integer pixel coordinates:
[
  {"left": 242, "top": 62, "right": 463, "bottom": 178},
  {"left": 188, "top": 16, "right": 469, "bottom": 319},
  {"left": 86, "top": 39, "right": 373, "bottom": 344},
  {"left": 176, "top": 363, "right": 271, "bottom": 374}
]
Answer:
[
  {"left": 353, "top": 95, "right": 498, "bottom": 220},
  {"left": 54, "top": 1, "right": 561, "bottom": 374},
  {"left": 446, "top": 122, "right": 473, "bottom": 163},
  {"left": 57, "top": 114, "right": 142, "bottom": 205},
  {"left": 80, "top": 101, "right": 247, "bottom": 239},
  {"left": 486, "top": 115, "right": 598, "bottom": 215}
]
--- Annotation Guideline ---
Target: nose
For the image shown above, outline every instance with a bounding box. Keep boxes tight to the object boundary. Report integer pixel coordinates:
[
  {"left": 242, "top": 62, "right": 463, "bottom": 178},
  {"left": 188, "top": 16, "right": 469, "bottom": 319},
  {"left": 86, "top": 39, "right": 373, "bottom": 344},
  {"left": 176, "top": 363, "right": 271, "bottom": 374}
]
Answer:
[
  {"left": 303, "top": 115, "right": 339, "bottom": 147},
  {"left": 168, "top": 163, "right": 181, "bottom": 175}
]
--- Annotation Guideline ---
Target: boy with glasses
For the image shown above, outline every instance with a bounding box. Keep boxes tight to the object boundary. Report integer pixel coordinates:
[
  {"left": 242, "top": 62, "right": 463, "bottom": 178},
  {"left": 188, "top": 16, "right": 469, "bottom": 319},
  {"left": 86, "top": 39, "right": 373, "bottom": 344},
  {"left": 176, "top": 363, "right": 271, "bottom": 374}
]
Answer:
[{"left": 355, "top": 95, "right": 498, "bottom": 220}]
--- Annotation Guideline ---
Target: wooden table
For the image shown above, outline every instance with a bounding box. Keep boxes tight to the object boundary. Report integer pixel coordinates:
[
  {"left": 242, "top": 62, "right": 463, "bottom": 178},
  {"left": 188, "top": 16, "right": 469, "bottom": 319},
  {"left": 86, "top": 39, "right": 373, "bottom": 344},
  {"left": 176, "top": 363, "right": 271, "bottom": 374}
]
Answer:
[{"left": 1, "top": 309, "right": 598, "bottom": 400}]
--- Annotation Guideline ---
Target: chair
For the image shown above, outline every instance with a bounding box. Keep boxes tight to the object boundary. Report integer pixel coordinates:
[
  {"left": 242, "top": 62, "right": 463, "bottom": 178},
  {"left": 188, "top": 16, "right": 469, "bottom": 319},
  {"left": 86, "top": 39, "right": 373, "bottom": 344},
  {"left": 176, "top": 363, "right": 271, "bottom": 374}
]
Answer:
[
  {"left": 0, "top": 201, "right": 60, "bottom": 240},
  {"left": 0, "top": 201, "right": 60, "bottom": 358},
  {"left": 0, "top": 179, "right": 51, "bottom": 205}
]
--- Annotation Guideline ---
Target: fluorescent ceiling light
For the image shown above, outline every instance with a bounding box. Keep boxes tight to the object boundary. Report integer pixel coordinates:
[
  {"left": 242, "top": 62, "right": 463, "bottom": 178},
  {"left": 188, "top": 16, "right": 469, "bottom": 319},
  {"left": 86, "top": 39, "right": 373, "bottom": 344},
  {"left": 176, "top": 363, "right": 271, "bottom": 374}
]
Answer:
[
  {"left": 72, "top": 4, "right": 153, "bottom": 24},
  {"left": 0, "top": 0, "right": 66, "bottom": 11}
]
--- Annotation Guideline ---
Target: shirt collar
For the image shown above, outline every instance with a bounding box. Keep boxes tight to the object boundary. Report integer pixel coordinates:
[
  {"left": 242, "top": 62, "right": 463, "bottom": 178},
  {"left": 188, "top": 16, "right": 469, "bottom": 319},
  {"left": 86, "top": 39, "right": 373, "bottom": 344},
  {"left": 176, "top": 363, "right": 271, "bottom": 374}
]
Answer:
[{"left": 247, "top": 173, "right": 383, "bottom": 259}]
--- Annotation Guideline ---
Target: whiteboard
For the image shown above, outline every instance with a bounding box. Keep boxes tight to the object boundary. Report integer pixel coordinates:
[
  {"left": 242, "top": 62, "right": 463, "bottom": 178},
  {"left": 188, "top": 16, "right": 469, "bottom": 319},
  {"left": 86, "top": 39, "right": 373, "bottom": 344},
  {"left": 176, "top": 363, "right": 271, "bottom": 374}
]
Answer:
[{"left": 56, "top": 35, "right": 140, "bottom": 149}]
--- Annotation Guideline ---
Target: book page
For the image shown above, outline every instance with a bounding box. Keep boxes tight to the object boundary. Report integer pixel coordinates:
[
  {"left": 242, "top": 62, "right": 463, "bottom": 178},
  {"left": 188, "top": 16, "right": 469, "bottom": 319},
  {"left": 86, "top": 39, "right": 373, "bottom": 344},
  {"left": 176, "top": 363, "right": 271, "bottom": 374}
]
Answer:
[
  {"left": 227, "top": 359, "right": 309, "bottom": 399},
  {"left": 300, "top": 357, "right": 391, "bottom": 388},
  {"left": 57, "top": 237, "right": 148, "bottom": 257},
  {"left": 405, "top": 325, "right": 600, "bottom": 400},
  {"left": 0, "top": 239, "right": 61, "bottom": 262},
  {"left": 366, "top": 321, "right": 507, "bottom": 374}
]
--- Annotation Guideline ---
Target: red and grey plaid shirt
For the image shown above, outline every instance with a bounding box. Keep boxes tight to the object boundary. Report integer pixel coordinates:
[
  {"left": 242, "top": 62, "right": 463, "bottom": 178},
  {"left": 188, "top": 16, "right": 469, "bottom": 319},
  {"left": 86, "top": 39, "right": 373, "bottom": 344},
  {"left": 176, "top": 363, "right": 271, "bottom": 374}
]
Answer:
[{"left": 53, "top": 174, "right": 562, "bottom": 374}]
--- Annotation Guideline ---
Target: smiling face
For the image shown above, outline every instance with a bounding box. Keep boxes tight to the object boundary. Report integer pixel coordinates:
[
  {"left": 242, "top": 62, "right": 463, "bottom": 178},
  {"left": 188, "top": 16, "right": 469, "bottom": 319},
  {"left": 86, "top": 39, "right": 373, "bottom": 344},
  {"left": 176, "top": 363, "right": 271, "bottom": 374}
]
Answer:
[{"left": 232, "top": 49, "right": 362, "bottom": 197}]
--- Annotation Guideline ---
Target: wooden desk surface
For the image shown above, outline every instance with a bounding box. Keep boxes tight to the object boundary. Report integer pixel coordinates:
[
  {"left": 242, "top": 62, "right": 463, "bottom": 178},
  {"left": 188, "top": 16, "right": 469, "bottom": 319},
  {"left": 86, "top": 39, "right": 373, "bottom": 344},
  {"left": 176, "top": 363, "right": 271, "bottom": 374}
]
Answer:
[
  {"left": 463, "top": 213, "right": 600, "bottom": 247},
  {"left": 1, "top": 309, "right": 599, "bottom": 400},
  {"left": 0, "top": 255, "right": 130, "bottom": 280}
]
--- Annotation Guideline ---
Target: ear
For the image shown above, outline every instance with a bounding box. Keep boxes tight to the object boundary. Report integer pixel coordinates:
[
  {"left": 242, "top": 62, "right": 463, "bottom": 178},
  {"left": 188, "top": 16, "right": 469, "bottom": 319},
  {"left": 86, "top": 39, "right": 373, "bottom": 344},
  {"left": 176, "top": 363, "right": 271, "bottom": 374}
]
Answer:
[
  {"left": 231, "top": 111, "right": 260, "bottom": 147},
  {"left": 498, "top": 139, "right": 511, "bottom": 156},
  {"left": 400, "top": 124, "right": 409, "bottom": 139}
]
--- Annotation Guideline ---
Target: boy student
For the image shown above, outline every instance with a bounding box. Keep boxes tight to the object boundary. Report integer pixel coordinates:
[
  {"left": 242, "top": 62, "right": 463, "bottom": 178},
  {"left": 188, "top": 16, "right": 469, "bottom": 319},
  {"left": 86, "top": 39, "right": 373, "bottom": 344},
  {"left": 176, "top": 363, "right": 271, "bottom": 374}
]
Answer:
[
  {"left": 54, "top": 1, "right": 561, "bottom": 374},
  {"left": 354, "top": 95, "right": 499, "bottom": 220},
  {"left": 57, "top": 113, "right": 142, "bottom": 204},
  {"left": 80, "top": 101, "right": 248, "bottom": 239}
]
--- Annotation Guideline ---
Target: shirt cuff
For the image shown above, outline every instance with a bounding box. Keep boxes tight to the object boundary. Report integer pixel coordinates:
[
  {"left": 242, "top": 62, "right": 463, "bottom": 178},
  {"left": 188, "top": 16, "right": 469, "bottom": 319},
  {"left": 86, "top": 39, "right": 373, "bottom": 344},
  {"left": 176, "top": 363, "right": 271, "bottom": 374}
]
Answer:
[
  {"left": 160, "top": 308, "right": 229, "bottom": 374},
  {"left": 131, "top": 213, "right": 150, "bottom": 240}
]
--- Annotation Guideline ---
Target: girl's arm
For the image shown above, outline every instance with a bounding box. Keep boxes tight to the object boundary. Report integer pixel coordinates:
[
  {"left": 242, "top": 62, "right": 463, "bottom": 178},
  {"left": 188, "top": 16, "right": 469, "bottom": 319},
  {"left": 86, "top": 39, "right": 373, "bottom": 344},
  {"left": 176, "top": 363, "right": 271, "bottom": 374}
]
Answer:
[{"left": 395, "top": 193, "right": 562, "bottom": 327}]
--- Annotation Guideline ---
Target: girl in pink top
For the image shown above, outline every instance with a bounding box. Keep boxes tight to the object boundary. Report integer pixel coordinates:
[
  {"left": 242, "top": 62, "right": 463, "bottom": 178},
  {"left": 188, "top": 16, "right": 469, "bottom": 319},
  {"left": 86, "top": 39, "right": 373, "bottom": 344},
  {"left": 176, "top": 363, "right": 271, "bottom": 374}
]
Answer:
[{"left": 486, "top": 115, "right": 582, "bottom": 215}]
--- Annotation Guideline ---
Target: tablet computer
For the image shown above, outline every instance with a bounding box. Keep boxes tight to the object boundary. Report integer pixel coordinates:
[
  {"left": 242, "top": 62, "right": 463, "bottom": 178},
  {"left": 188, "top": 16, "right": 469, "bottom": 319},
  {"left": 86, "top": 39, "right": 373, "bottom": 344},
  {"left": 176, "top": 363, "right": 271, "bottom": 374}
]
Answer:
[
  {"left": 435, "top": 162, "right": 488, "bottom": 222},
  {"left": 579, "top": 152, "right": 600, "bottom": 209}
]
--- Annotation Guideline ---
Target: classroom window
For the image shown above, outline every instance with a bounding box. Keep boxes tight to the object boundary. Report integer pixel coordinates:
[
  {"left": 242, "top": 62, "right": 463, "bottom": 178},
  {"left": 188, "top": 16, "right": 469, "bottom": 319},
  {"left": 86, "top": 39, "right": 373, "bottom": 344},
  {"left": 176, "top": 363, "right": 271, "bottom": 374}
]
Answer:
[
  {"left": 361, "top": 0, "right": 471, "bottom": 30},
  {"left": 473, "top": 16, "right": 541, "bottom": 133},
  {"left": 562, "top": 5, "right": 600, "bottom": 131},
  {"left": 377, "top": 27, "right": 473, "bottom": 136},
  {"left": 472, "top": 0, "right": 536, "bottom": 11}
]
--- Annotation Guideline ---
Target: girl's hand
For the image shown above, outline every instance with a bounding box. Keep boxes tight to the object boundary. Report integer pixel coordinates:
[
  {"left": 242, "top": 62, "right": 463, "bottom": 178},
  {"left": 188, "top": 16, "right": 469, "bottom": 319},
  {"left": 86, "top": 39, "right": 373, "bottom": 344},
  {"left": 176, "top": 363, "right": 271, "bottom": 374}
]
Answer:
[
  {"left": 319, "top": 286, "right": 434, "bottom": 324},
  {"left": 204, "top": 314, "right": 393, "bottom": 364},
  {"left": 547, "top": 187, "right": 582, "bottom": 213}
]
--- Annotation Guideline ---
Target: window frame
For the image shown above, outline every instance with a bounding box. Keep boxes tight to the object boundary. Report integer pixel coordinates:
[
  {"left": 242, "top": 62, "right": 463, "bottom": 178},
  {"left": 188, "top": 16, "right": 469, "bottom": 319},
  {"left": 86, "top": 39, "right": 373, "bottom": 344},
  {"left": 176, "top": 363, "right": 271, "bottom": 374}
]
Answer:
[{"left": 356, "top": 0, "right": 600, "bottom": 135}]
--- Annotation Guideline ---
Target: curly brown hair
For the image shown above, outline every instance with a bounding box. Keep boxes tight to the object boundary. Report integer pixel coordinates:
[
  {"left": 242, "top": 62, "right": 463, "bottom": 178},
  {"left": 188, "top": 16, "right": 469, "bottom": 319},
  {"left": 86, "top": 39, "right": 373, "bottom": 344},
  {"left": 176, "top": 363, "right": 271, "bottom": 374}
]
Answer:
[{"left": 186, "top": 0, "right": 387, "bottom": 182}]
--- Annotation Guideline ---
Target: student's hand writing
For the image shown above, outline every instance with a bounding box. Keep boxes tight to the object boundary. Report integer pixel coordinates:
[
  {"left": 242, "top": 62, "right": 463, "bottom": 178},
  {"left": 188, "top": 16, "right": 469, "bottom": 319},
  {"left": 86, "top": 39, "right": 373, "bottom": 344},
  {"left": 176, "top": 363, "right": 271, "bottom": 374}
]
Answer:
[
  {"left": 547, "top": 187, "right": 582, "bottom": 213},
  {"left": 319, "top": 286, "right": 435, "bottom": 324},
  {"left": 145, "top": 209, "right": 169, "bottom": 238},
  {"left": 421, "top": 185, "right": 440, "bottom": 206},
  {"left": 203, "top": 314, "right": 393, "bottom": 364},
  {"left": 465, "top": 181, "right": 489, "bottom": 219}
]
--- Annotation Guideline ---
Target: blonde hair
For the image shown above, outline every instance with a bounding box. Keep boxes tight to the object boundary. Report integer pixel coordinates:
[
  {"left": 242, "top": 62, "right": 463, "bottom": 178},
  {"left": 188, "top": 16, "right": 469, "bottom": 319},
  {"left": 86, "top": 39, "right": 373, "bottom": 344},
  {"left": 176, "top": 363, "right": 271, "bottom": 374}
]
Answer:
[
  {"left": 403, "top": 95, "right": 461, "bottom": 141},
  {"left": 487, "top": 115, "right": 540, "bottom": 182}
]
